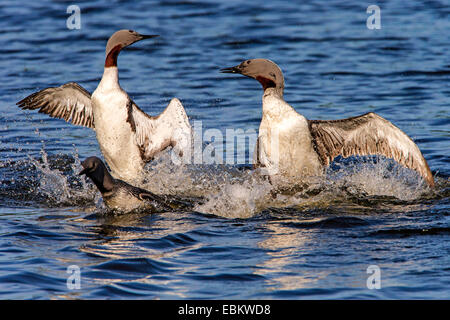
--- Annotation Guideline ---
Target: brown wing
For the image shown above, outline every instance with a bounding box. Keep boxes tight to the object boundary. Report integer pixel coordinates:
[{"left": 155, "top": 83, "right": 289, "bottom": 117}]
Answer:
[
  {"left": 17, "top": 82, "right": 94, "bottom": 128},
  {"left": 308, "top": 112, "right": 434, "bottom": 187}
]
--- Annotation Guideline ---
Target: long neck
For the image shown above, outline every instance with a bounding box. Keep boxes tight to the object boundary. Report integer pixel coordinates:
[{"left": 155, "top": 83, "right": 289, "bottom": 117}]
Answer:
[
  {"left": 98, "top": 44, "right": 122, "bottom": 90},
  {"left": 102, "top": 169, "right": 115, "bottom": 192},
  {"left": 263, "top": 87, "right": 284, "bottom": 99},
  {"left": 89, "top": 166, "right": 115, "bottom": 194},
  {"left": 255, "top": 74, "right": 284, "bottom": 98},
  {"left": 262, "top": 87, "right": 291, "bottom": 118},
  {"left": 105, "top": 44, "right": 122, "bottom": 68},
  {"left": 98, "top": 65, "right": 120, "bottom": 90}
]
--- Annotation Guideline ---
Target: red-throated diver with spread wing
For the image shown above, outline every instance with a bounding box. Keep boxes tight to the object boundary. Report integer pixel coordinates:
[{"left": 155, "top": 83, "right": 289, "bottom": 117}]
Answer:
[
  {"left": 17, "top": 30, "right": 192, "bottom": 182},
  {"left": 221, "top": 59, "right": 434, "bottom": 187}
]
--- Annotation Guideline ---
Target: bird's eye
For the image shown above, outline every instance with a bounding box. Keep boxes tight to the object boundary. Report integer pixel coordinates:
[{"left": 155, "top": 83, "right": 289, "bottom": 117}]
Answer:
[
  {"left": 247, "top": 60, "right": 251, "bottom": 64},
  {"left": 128, "top": 29, "right": 134, "bottom": 33}
]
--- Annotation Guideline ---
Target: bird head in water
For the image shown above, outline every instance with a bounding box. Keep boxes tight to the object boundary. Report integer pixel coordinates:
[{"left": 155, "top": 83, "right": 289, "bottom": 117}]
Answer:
[{"left": 221, "top": 58, "right": 284, "bottom": 95}]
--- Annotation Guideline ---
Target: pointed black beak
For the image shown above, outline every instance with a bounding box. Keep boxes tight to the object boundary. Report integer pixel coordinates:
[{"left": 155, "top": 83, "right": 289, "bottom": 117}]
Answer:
[
  {"left": 138, "top": 34, "right": 159, "bottom": 40},
  {"left": 220, "top": 66, "right": 241, "bottom": 74}
]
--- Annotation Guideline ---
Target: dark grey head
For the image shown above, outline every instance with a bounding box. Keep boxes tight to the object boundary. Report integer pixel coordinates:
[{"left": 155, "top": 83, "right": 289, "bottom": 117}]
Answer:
[
  {"left": 79, "top": 156, "right": 114, "bottom": 193},
  {"left": 221, "top": 58, "right": 285, "bottom": 96},
  {"left": 105, "top": 29, "right": 159, "bottom": 67}
]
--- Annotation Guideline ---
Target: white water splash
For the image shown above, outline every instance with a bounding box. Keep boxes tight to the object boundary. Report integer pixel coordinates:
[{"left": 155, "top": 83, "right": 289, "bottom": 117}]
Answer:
[
  {"left": 27, "top": 148, "right": 99, "bottom": 207},
  {"left": 18, "top": 146, "right": 431, "bottom": 218},
  {"left": 138, "top": 154, "right": 430, "bottom": 218},
  {"left": 325, "top": 157, "right": 428, "bottom": 201}
]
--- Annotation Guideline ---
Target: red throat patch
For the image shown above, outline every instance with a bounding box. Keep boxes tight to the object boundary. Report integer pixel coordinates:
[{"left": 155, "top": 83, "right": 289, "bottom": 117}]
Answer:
[
  {"left": 104, "top": 44, "right": 122, "bottom": 67},
  {"left": 255, "top": 76, "right": 276, "bottom": 90}
]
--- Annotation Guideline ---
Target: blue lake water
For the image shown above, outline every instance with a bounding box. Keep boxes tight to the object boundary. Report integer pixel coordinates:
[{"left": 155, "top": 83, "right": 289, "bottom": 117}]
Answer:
[{"left": 0, "top": 0, "right": 449, "bottom": 299}]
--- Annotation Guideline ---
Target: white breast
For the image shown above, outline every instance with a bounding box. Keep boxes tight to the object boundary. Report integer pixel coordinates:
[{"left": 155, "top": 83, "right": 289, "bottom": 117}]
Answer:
[
  {"left": 257, "top": 93, "right": 323, "bottom": 179},
  {"left": 91, "top": 69, "right": 144, "bottom": 181}
]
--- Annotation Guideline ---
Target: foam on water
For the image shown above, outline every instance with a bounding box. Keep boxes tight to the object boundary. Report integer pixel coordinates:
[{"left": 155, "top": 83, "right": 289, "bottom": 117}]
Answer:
[
  {"left": 135, "top": 151, "right": 433, "bottom": 218},
  {"left": 24, "top": 148, "right": 100, "bottom": 208},
  {"left": 2, "top": 146, "right": 437, "bottom": 219}
]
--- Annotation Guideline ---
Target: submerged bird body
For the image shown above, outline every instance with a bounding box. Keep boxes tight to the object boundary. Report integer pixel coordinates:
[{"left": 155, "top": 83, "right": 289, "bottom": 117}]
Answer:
[
  {"left": 18, "top": 30, "right": 192, "bottom": 182},
  {"left": 221, "top": 59, "right": 434, "bottom": 187},
  {"left": 80, "top": 156, "right": 196, "bottom": 212},
  {"left": 102, "top": 179, "right": 158, "bottom": 212}
]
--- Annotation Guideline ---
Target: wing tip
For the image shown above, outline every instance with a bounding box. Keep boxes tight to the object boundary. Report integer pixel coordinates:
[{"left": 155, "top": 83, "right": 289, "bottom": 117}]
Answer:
[
  {"left": 164, "top": 97, "right": 189, "bottom": 121},
  {"left": 16, "top": 92, "right": 39, "bottom": 109},
  {"left": 167, "top": 97, "right": 184, "bottom": 109},
  {"left": 14, "top": 83, "right": 94, "bottom": 129}
]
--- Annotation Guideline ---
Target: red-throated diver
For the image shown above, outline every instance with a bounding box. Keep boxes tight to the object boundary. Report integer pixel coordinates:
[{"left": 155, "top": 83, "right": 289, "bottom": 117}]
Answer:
[
  {"left": 221, "top": 59, "right": 434, "bottom": 187},
  {"left": 17, "top": 30, "right": 192, "bottom": 182},
  {"left": 79, "top": 156, "right": 197, "bottom": 212}
]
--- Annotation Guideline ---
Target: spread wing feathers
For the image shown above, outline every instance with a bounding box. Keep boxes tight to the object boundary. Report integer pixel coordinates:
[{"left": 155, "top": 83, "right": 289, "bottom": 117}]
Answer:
[
  {"left": 16, "top": 82, "right": 94, "bottom": 128},
  {"left": 308, "top": 112, "right": 434, "bottom": 186},
  {"left": 127, "top": 98, "right": 192, "bottom": 162}
]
